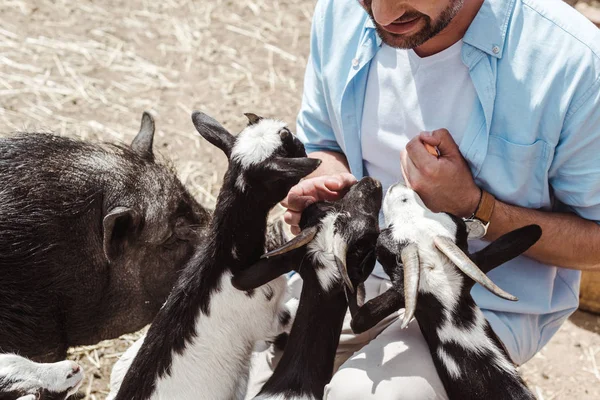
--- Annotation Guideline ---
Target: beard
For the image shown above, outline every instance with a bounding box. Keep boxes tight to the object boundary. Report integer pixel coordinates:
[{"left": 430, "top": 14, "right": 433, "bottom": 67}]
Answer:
[{"left": 363, "top": 0, "right": 465, "bottom": 49}]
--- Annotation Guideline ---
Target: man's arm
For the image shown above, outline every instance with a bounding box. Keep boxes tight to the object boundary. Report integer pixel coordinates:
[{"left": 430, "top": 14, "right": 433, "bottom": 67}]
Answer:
[
  {"left": 283, "top": 1, "right": 358, "bottom": 234},
  {"left": 487, "top": 200, "right": 600, "bottom": 270},
  {"left": 306, "top": 150, "right": 352, "bottom": 178},
  {"left": 401, "top": 129, "right": 600, "bottom": 272}
]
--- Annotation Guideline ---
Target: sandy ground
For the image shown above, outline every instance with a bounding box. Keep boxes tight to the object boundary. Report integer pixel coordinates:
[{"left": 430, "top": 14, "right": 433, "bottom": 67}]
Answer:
[{"left": 1, "top": 0, "right": 599, "bottom": 399}]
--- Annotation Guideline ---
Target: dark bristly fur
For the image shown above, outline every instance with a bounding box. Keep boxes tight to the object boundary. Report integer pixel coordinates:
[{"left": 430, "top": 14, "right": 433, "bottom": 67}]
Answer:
[
  {"left": 233, "top": 177, "right": 382, "bottom": 400},
  {"left": 113, "top": 111, "right": 320, "bottom": 400},
  {"left": 0, "top": 113, "right": 211, "bottom": 362}
]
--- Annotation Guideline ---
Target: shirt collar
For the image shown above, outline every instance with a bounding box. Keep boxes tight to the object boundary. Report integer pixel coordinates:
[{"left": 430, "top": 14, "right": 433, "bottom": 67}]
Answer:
[
  {"left": 362, "top": 0, "right": 515, "bottom": 59},
  {"left": 464, "top": 0, "right": 515, "bottom": 58}
]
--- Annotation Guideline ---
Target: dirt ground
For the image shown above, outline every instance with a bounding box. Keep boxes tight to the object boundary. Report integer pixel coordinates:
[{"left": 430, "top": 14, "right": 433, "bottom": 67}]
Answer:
[{"left": 1, "top": 0, "right": 599, "bottom": 399}]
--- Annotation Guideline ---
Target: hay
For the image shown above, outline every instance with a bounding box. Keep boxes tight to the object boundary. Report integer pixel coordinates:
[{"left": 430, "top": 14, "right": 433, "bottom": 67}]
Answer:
[{"left": 0, "top": 0, "right": 315, "bottom": 210}]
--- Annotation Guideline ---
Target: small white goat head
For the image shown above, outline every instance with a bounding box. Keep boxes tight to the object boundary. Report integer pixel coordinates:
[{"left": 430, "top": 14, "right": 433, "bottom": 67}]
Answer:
[
  {"left": 191, "top": 111, "right": 321, "bottom": 201},
  {"left": 351, "top": 182, "right": 542, "bottom": 333},
  {"left": 232, "top": 177, "right": 383, "bottom": 311},
  {"left": 0, "top": 354, "right": 83, "bottom": 400}
]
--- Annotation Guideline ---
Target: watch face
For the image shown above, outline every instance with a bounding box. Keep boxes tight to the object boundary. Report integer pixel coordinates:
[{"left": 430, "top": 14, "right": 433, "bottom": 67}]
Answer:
[{"left": 465, "top": 219, "right": 486, "bottom": 240}]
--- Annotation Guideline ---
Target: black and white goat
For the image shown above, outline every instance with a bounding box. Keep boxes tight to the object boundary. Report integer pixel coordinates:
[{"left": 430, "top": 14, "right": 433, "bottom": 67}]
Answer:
[
  {"left": 108, "top": 112, "right": 320, "bottom": 400},
  {"left": 351, "top": 183, "right": 541, "bottom": 400},
  {"left": 0, "top": 353, "right": 83, "bottom": 400},
  {"left": 233, "top": 177, "right": 382, "bottom": 400}
]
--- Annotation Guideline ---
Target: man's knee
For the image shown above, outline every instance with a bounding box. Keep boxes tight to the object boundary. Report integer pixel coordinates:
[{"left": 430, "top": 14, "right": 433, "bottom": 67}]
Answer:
[
  {"left": 324, "top": 368, "right": 368, "bottom": 400},
  {"left": 325, "top": 367, "right": 441, "bottom": 400}
]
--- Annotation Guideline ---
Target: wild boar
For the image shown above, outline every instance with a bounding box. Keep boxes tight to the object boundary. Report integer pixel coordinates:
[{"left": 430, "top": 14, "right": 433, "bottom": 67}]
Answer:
[{"left": 0, "top": 112, "right": 211, "bottom": 361}]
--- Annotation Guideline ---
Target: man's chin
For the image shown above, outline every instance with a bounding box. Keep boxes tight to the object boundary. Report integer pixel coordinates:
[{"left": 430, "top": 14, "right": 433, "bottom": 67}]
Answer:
[{"left": 375, "top": 27, "right": 431, "bottom": 50}]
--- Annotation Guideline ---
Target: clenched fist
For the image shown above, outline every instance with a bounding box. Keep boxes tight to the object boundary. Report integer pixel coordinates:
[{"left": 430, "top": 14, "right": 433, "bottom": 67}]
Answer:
[{"left": 400, "top": 129, "right": 481, "bottom": 218}]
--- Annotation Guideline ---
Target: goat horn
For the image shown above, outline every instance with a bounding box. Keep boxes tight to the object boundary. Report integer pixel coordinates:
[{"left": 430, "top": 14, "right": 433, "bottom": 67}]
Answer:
[
  {"left": 346, "top": 283, "right": 366, "bottom": 317},
  {"left": 433, "top": 236, "right": 518, "bottom": 301},
  {"left": 335, "top": 255, "right": 355, "bottom": 294},
  {"left": 261, "top": 226, "right": 318, "bottom": 259},
  {"left": 401, "top": 243, "right": 420, "bottom": 329}
]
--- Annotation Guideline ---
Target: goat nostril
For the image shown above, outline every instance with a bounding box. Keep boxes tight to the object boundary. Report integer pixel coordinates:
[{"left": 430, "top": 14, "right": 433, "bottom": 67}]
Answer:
[{"left": 67, "top": 364, "right": 80, "bottom": 378}]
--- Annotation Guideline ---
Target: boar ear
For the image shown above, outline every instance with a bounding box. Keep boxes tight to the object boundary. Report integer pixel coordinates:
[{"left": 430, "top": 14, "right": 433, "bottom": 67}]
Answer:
[
  {"left": 192, "top": 111, "right": 236, "bottom": 158},
  {"left": 103, "top": 207, "right": 141, "bottom": 263},
  {"left": 131, "top": 111, "right": 155, "bottom": 161}
]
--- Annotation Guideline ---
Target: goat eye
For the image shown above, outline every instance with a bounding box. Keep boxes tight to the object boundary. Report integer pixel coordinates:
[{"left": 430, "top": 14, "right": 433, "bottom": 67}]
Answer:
[
  {"left": 279, "top": 128, "right": 292, "bottom": 141},
  {"left": 174, "top": 219, "right": 195, "bottom": 241}
]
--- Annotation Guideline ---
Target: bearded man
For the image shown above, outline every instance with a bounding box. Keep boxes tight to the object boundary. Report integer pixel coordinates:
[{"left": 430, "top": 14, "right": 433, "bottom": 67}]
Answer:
[{"left": 247, "top": 1, "right": 600, "bottom": 398}]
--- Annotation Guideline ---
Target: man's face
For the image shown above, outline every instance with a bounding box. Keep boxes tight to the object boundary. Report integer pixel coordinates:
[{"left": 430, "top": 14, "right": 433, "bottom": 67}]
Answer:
[{"left": 361, "top": 0, "right": 465, "bottom": 49}]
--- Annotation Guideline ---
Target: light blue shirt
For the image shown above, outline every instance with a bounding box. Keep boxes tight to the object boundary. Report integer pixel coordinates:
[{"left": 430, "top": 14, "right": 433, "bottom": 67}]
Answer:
[{"left": 296, "top": 0, "right": 600, "bottom": 365}]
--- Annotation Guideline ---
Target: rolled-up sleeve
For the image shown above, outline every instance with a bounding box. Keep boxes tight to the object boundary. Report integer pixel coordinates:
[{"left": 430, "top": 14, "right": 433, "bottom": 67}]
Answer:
[
  {"left": 549, "top": 74, "right": 600, "bottom": 223},
  {"left": 296, "top": 0, "right": 342, "bottom": 154}
]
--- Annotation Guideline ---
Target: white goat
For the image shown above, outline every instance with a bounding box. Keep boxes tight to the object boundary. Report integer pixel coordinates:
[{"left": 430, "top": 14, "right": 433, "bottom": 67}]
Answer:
[{"left": 351, "top": 183, "right": 541, "bottom": 400}]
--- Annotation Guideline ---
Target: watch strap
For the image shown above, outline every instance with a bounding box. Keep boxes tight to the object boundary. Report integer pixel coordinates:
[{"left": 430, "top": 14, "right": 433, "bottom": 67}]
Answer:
[{"left": 474, "top": 189, "right": 495, "bottom": 224}]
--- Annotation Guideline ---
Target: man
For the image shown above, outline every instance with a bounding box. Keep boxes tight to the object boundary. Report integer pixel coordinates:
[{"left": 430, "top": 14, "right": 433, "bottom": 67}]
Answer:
[{"left": 247, "top": 0, "right": 600, "bottom": 398}]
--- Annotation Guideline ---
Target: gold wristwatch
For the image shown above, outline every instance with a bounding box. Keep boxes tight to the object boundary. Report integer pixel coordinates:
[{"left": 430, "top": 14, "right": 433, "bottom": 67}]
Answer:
[{"left": 464, "top": 189, "right": 495, "bottom": 240}]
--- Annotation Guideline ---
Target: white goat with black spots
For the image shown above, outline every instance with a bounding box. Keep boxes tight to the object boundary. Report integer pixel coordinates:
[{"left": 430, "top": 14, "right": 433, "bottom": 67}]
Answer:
[
  {"left": 351, "top": 183, "right": 541, "bottom": 400},
  {"left": 233, "top": 177, "right": 382, "bottom": 400},
  {"left": 108, "top": 112, "right": 320, "bottom": 400}
]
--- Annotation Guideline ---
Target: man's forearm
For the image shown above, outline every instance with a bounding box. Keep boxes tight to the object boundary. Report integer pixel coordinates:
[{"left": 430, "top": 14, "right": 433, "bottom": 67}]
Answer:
[
  {"left": 306, "top": 150, "right": 351, "bottom": 178},
  {"left": 486, "top": 199, "right": 600, "bottom": 271}
]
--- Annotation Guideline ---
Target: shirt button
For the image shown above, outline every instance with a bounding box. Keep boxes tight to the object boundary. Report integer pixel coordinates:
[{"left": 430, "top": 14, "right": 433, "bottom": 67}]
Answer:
[
  {"left": 492, "top": 45, "right": 500, "bottom": 54},
  {"left": 352, "top": 58, "right": 359, "bottom": 67}
]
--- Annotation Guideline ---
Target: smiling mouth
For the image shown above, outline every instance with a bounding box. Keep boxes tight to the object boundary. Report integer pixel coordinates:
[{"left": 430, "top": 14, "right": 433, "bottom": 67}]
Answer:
[{"left": 382, "top": 15, "right": 423, "bottom": 35}]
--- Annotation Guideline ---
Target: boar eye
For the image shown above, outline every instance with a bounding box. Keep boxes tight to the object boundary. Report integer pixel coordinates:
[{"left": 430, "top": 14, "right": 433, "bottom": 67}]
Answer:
[
  {"left": 173, "top": 218, "right": 194, "bottom": 241},
  {"left": 162, "top": 233, "right": 179, "bottom": 248}
]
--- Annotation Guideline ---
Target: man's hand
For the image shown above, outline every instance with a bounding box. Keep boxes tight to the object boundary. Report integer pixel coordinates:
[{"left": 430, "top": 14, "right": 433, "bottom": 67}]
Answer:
[
  {"left": 282, "top": 173, "right": 357, "bottom": 235},
  {"left": 401, "top": 129, "right": 480, "bottom": 218}
]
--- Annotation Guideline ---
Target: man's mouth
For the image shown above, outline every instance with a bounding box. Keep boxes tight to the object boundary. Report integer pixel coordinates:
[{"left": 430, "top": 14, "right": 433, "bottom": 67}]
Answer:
[{"left": 382, "top": 15, "right": 422, "bottom": 35}]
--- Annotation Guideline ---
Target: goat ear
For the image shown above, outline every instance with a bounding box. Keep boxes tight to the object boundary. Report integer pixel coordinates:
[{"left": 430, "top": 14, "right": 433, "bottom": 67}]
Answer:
[
  {"left": 131, "top": 111, "right": 155, "bottom": 160},
  {"left": 470, "top": 225, "right": 542, "bottom": 275},
  {"left": 263, "top": 157, "right": 321, "bottom": 183},
  {"left": 192, "top": 111, "right": 236, "bottom": 158},
  {"left": 103, "top": 207, "right": 141, "bottom": 263},
  {"left": 350, "top": 287, "right": 404, "bottom": 334},
  {"left": 346, "top": 282, "right": 366, "bottom": 317},
  {"left": 359, "top": 249, "right": 377, "bottom": 282},
  {"left": 231, "top": 249, "right": 301, "bottom": 291},
  {"left": 244, "top": 112, "right": 263, "bottom": 126},
  {"left": 346, "top": 249, "right": 377, "bottom": 314}
]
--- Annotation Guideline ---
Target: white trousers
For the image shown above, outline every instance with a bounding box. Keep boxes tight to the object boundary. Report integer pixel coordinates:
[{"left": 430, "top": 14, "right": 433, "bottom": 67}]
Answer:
[{"left": 245, "top": 274, "right": 449, "bottom": 400}]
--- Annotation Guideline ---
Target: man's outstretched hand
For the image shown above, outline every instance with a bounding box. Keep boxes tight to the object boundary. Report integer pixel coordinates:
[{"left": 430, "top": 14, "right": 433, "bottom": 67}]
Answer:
[{"left": 282, "top": 173, "right": 357, "bottom": 235}]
